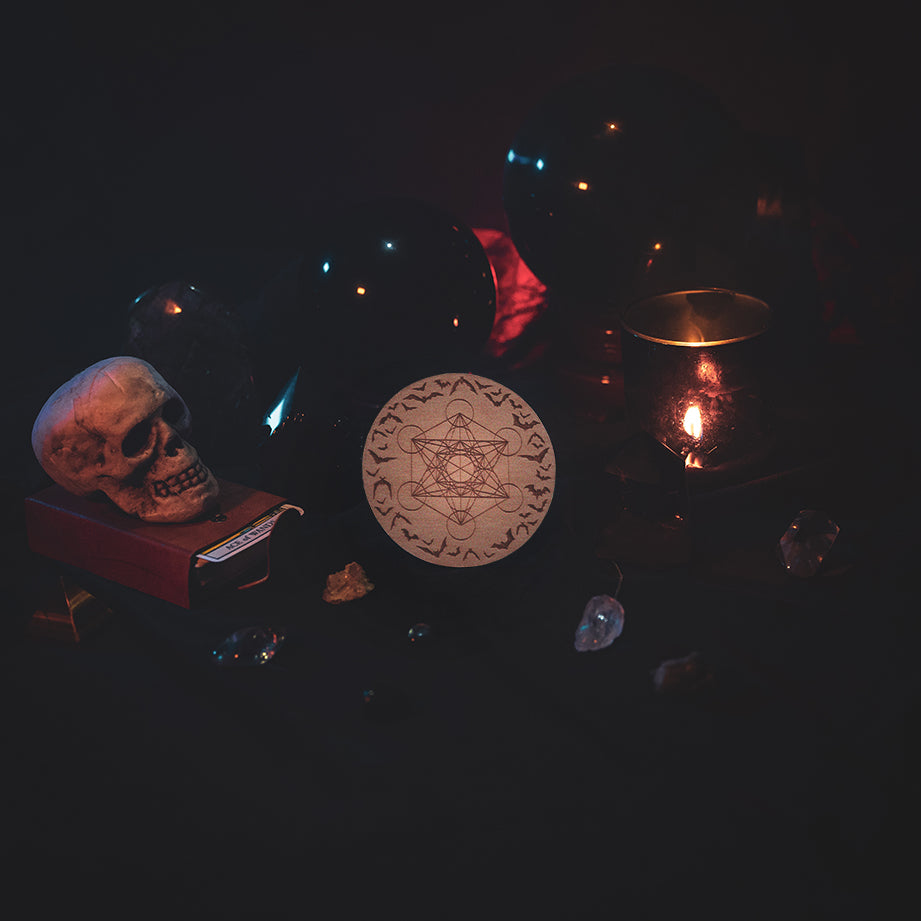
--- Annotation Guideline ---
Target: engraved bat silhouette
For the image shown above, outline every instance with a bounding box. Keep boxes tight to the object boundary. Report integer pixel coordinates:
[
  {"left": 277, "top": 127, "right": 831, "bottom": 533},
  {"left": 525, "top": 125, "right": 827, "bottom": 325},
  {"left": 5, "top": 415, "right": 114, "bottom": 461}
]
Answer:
[
  {"left": 509, "top": 398, "right": 523, "bottom": 409},
  {"left": 373, "top": 478, "right": 393, "bottom": 501},
  {"left": 516, "top": 522, "right": 532, "bottom": 536},
  {"left": 379, "top": 412, "right": 403, "bottom": 426},
  {"left": 527, "top": 432, "right": 545, "bottom": 447},
  {"left": 400, "top": 528, "right": 421, "bottom": 542},
  {"left": 435, "top": 378, "right": 451, "bottom": 388},
  {"left": 524, "top": 484, "right": 551, "bottom": 498},
  {"left": 484, "top": 391, "right": 510, "bottom": 407},
  {"left": 373, "top": 504, "right": 394, "bottom": 518},
  {"left": 491, "top": 528, "right": 516, "bottom": 550},
  {"left": 403, "top": 391, "right": 443, "bottom": 404},
  {"left": 412, "top": 382, "right": 428, "bottom": 391},
  {"left": 450, "top": 377, "right": 478, "bottom": 394},
  {"left": 528, "top": 500, "right": 548, "bottom": 512},
  {"left": 463, "top": 549, "right": 480, "bottom": 562},
  {"left": 390, "top": 512, "right": 412, "bottom": 531},
  {"left": 521, "top": 447, "right": 550, "bottom": 463},
  {"left": 447, "top": 546, "right": 462, "bottom": 556},
  {"left": 368, "top": 448, "right": 398, "bottom": 464},
  {"left": 513, "top": 413, "right": 539, "bottom": 430},
  {"left": 420, "top": 536, "right": 448, "bottom": 557}
]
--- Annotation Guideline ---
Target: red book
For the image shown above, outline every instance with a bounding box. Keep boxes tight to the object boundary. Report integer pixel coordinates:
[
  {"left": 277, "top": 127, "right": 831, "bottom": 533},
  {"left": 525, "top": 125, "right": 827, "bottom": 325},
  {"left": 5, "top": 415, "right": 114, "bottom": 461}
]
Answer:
[{"left": 24, "top": 479, "right": 303, "bottom": 608}]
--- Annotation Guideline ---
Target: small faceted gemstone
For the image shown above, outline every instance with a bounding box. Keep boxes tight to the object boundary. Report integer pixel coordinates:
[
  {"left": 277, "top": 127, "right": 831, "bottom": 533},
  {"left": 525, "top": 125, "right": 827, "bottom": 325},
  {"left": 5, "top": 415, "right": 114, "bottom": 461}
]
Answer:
[
  {"left": 778, "top": 509, "right": 840, "bottom": 577},
  {"left": 574, "top": 594, "right": 625, "bottom": 652},
  {"left": 212, "top": 627, "right": 285, "bottom": 666},
  {"left": 407, "top": 623, "right": 433, "bottom": 644}
]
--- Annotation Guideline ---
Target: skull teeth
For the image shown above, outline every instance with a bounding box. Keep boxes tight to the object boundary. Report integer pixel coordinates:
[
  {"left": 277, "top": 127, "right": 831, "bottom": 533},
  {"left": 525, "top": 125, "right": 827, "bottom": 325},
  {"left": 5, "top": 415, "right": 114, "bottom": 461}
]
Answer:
[{"left": 153, "top": 462, "right": 209, "bottom": 498}]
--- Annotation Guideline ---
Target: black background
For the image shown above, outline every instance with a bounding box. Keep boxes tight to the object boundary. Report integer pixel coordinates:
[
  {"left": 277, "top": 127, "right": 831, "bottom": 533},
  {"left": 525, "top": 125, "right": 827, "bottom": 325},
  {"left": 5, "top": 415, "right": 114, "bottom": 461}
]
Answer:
[{"left": 2, "top": 3, "right": 917, "bottom": 918}]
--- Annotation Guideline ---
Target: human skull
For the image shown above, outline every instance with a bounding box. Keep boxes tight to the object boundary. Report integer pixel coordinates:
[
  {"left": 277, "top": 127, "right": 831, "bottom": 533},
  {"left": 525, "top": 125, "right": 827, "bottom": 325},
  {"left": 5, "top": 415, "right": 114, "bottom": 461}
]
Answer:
[{"left": 31, "top": 357, "right": 220, "bottom": 522}]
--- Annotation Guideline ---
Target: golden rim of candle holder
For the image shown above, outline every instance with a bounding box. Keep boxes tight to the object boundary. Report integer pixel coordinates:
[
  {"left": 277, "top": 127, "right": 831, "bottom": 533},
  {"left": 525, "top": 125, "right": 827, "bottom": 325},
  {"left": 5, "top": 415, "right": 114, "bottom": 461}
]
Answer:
[{"left": 621, "top": 288, "right": 772, "bottom": 347}]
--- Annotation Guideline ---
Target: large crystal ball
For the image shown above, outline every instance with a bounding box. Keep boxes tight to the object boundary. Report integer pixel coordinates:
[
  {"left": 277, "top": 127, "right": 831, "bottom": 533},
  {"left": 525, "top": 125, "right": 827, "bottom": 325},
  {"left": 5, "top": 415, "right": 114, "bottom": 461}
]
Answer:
[
  {"left": 502, "top": 65, "right": 743, "bottom": 307},
  {"left": 294, "top": 197, "right": 497, "bottom": 403},
  {"left": 125, "top": 281, "right": 262, "bottom": 465}
]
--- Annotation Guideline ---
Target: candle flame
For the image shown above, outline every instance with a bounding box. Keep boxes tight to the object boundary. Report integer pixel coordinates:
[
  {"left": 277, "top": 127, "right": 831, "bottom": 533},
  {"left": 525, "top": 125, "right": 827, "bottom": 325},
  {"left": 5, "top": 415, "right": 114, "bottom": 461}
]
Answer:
[
  {"left": 683, "top": 405, "right": 703, "bottom": 439},
  {"left": 163, "top": 300, "right": 182, "bottom": 315}
]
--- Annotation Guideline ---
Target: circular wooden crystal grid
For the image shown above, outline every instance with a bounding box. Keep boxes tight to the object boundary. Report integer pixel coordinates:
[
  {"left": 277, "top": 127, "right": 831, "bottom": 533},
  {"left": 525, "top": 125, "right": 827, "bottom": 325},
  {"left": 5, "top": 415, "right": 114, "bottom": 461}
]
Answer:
[{"left": 363, "top": 373, "right": 556, "bottom": 567}]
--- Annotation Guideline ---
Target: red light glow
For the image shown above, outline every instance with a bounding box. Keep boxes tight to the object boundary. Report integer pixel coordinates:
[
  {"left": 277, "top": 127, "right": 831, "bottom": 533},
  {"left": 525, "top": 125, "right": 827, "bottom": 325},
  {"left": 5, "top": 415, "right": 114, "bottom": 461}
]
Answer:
[{"left": 472, "top": 227, "right": 548, "bottom": 364}]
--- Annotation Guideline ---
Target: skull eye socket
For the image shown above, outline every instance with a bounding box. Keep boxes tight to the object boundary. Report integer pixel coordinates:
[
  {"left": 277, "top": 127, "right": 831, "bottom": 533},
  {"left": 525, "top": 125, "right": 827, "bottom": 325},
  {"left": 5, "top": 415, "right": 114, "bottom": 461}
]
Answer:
[
  {"left": 162, "top": 397, "right": 185, "bottom": 425},
  {"left": 121, "top": 420, "right": 152, "bottom": 457}
]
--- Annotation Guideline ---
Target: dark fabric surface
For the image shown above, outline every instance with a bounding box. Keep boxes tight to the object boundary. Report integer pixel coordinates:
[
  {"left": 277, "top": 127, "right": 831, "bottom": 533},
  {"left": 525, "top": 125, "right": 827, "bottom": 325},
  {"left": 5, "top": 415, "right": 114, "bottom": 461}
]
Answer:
[{"left": 2, "top": 4, "right": 917, "bottom": 918}]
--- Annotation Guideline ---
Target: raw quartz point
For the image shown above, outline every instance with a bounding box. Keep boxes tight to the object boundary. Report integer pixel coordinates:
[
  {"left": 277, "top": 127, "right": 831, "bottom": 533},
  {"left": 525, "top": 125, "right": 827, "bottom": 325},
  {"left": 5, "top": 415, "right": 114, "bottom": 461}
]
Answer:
[
  {"left": 778, "top": 509, "right": 840, "bottom": 578},
  {"left": 212, "top": 626, "right": 285, "bottom": 666},
  {"left": 574, "top": 594, "right": 624, "bottom": 652}
]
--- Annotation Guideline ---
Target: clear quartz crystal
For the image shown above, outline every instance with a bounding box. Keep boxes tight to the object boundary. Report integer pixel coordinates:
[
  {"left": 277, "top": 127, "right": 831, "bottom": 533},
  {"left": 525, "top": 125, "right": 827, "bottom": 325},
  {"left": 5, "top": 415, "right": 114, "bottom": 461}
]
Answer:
[
  {"left": 212, "top": 627, "right": 285, "bottom": 666},
  {"left": 778, "top": 509, "right": 840, "bottom": 578},
  {"left": 574, "top": 595, "right": 625, "bottom": 652}
]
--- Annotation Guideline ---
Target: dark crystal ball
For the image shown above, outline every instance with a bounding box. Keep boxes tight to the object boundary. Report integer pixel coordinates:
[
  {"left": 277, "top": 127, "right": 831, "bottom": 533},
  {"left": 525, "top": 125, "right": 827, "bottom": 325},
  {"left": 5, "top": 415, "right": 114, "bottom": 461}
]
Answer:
[
  {"left": 124, "top": 280, "right": 262, "bottom": 465},
  {"left": 502, "top": 65, "right": 744, "bottom": 306},
  {"left": 294, "top": 197, "right": 497, "bottom": 405}
]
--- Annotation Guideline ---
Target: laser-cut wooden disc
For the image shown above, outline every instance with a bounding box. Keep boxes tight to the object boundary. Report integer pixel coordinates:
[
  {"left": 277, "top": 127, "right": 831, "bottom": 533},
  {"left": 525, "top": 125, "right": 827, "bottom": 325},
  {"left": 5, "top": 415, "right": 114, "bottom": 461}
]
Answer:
[{"left": 363, "top": 373, "right": 556, "bottom": 567}]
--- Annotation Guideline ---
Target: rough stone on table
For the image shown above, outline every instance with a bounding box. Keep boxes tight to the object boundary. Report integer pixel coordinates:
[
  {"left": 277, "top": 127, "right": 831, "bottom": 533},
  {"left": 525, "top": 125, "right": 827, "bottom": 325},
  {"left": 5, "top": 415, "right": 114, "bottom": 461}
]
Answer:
[
  {"left": 652, "top": 651, "right": 713, "bottom": 692},
  {"left": 322, "top": 561, "right": 375, "bottom": 603}
]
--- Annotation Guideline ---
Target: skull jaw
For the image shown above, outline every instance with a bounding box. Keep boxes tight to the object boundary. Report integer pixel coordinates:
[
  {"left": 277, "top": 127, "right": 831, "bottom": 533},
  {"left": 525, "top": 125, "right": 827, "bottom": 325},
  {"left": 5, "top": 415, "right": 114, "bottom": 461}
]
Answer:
[{"left": 106, "top": 469, "right": 221, "bottom": 523}]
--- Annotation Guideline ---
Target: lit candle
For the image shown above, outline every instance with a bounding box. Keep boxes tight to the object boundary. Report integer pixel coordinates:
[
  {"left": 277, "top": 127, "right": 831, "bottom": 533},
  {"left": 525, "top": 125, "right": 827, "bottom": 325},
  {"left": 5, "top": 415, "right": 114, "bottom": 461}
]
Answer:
[{"left": 621, "top": 289, "right": 772, "bottom": 474}]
